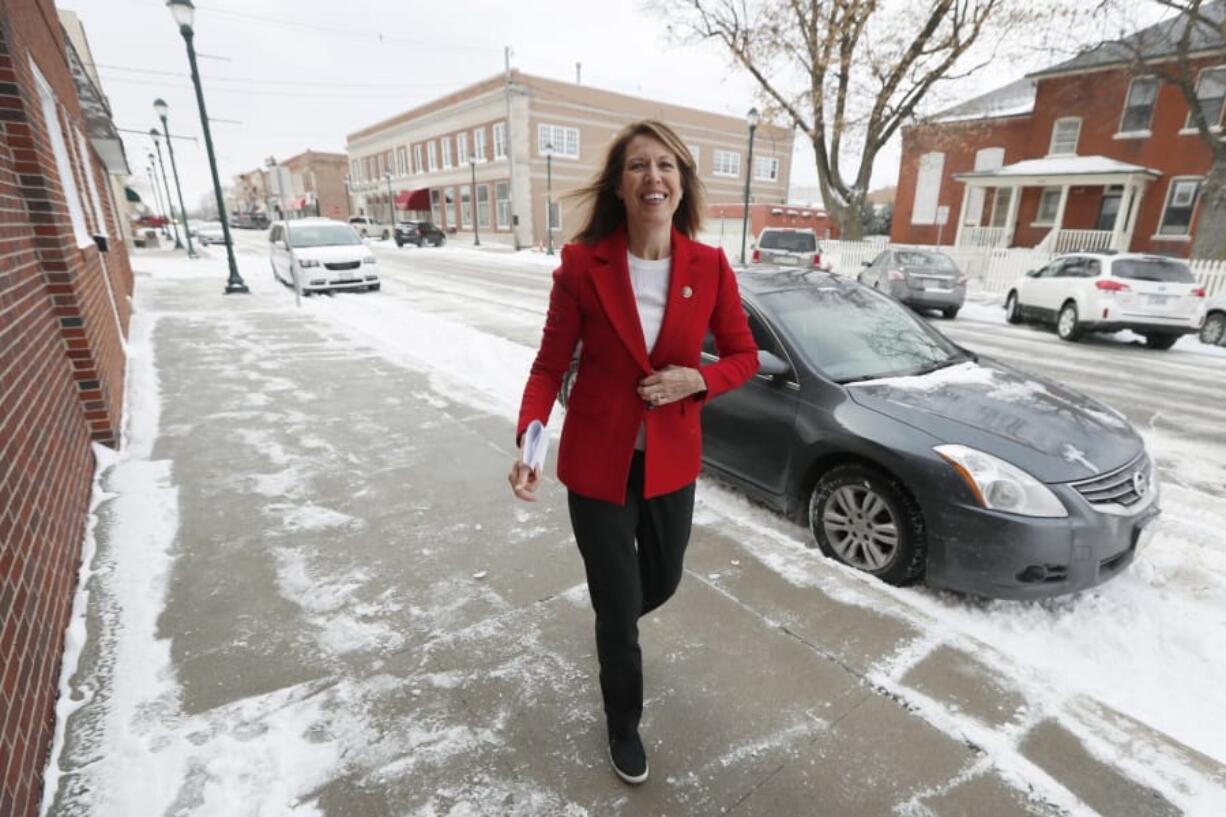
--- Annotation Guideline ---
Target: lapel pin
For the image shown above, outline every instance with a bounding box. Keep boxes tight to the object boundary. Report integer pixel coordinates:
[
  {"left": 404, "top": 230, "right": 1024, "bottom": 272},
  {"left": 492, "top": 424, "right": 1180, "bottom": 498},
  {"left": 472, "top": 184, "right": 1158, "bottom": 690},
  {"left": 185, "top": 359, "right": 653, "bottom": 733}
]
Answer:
[{"left": 681, "top": 286, "right": 693, "bottom": 299}]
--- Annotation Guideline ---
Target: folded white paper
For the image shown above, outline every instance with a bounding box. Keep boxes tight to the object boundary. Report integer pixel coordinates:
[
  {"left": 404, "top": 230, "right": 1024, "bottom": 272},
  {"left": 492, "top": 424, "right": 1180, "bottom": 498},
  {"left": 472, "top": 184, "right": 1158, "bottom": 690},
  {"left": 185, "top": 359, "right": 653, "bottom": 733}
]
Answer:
[{"left": 522, "top": 420, "right": 549, "bottom": 474}]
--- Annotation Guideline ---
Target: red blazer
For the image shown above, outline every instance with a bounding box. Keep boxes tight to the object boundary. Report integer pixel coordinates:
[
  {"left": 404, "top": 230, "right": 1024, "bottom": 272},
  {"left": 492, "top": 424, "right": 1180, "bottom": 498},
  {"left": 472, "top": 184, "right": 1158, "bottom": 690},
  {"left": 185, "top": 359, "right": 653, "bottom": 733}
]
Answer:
[{"left": 517, "top": 226, "right": 759, "bottom": 504}]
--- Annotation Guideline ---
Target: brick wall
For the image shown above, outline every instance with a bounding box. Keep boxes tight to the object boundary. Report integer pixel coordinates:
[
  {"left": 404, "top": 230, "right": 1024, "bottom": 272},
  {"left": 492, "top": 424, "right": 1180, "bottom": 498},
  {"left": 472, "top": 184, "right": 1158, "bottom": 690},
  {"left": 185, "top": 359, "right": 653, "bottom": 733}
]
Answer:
[{"left": 0, "top": 4, "right": 133, "bottom": 816}]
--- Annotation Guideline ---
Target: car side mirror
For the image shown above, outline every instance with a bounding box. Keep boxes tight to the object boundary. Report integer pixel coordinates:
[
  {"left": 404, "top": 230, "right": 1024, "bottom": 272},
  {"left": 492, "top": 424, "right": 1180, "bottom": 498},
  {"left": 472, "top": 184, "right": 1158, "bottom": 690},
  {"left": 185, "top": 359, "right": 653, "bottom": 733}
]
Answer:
[
  {"left": 757, "top": 350, "right": 790, "bottom": 378},
  {"left": 861, "top": 260, "right": 871, "bottom": 267}
]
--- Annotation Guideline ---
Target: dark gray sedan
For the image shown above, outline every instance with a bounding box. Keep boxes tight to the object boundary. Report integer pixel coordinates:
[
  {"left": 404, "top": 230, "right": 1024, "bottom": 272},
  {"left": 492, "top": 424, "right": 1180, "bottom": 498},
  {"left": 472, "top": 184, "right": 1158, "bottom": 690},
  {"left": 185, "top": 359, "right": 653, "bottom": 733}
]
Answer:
[
  {"left": 859, "top": 248, "right": 967, "bottom": 319},
  {"left": 701, "top": 269, "right": 1159, "bottom": 600}
]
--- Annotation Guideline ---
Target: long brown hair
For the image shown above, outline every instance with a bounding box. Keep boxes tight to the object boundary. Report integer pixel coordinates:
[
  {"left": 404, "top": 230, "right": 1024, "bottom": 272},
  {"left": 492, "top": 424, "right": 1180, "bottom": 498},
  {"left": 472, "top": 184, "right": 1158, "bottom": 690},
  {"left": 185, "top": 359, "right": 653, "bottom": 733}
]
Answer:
[{"left": 569, "top": 120, "right": 706, "bottom": 245}]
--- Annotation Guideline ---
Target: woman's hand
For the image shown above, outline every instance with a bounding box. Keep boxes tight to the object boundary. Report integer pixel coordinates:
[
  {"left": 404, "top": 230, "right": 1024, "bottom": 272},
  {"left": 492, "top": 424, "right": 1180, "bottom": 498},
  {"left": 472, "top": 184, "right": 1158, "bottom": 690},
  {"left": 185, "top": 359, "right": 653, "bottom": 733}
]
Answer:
[
  {"left": 637, "top": 365, "right": 707, "bottom": 408},
  {"left": 508, "top": 458, "right": 541, "bottom": 501}
]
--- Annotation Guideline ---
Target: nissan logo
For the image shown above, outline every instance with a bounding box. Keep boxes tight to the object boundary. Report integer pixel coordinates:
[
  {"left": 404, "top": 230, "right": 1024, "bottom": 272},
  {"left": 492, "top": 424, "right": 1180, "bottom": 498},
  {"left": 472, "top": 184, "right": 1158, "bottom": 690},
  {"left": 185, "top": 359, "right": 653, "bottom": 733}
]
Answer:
[{"left": 1133, "top": 470, "right": 1148, "bottom": 496}]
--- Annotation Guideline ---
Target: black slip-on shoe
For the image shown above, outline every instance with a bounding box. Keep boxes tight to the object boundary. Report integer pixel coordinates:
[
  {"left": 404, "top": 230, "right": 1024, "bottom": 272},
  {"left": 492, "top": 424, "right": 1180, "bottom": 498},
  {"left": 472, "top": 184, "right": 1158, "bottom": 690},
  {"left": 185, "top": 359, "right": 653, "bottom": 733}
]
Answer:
[{"left": 608, "top": 732, "right": 649, "bottom": 784}]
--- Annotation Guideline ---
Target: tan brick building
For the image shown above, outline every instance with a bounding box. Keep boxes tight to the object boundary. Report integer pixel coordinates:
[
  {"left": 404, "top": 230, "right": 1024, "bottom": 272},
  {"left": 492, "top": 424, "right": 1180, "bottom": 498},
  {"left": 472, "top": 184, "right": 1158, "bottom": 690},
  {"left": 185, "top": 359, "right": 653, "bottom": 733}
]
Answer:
[{"left": 345, "top": 71, "right": 793, "bottom": 248}]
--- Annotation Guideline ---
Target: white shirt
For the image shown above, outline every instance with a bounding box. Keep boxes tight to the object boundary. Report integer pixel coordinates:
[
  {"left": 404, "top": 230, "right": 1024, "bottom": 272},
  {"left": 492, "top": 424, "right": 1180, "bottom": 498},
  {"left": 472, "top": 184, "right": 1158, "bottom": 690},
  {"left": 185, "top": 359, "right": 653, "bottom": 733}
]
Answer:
[{"left": 628, "top": 251, "right": 671, "bottom": 449}]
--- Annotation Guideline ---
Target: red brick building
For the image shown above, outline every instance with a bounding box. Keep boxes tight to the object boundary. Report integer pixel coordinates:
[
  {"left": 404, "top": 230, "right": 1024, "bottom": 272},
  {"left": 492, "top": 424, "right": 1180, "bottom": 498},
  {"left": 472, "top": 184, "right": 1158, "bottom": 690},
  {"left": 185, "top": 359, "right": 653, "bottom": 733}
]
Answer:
[
  {"left": 892, "top": 5, "right": 1226, "bottom": 258},
  {"left": 1, "top": 4, "right": 133, "bottom": 816},
  {"left": 706, "top": 201, "right": 841, "bottom": 245}
]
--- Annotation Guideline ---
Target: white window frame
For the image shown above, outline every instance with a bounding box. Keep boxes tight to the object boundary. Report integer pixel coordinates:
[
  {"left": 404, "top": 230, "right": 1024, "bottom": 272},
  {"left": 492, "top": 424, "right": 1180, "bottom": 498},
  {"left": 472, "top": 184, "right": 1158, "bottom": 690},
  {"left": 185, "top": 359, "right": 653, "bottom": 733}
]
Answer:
[
  {"left": 473, "top": 127, "right": 487, "bottom": 162},
  {"left": 1034, "top": 186, "right": 1062, "bottom": 226},
  {"left": 31, "top": 59, "right": 91, "bottom": 247},
  {"left": 964, "top": 147, "right": 1004, "bottom": 226},
  {"left": 413, "top": 144, "right": 423, "bottom": 174},
  {"left": 538, "top": 124, "right": 579, "bottom": 158},
  {"left": 687, "top": 144, "right": 700, "bottom": 169},
  {"left": 1156, "top": 176, "right": 1201, "bottom": 238},
  {"left": 1048, "top": 117, "right": 1081, "bottom": 156},
  {"left": 494, "top": 122, "right": 508, "bottom": 160},
  {"left": 476, "top": 184, "right": 491, "bottom": 228},
  {"left": 396, "top": 146, "right": 408, "bottom": 176},
  {"left": 428, "top": 141, "right": 438, "bottom": 172},
  {"left": 910, "top": 151, "right": 944, "bottom": 225},
  {"left": 1187, "top": 66, "right": 1226, "bottom": 131},
  {"left": 74, "top": 127, "right": 107, "bottom": 237},
  {"left": 460, "top": 184, "right": 471, "bottom": 227},
  {"left": 548, "top": 199, "right": 561, "bottom": 233},
  {"left": 713, "top": 149, "right": 740, "bottom": 178},
  {"left": 441, "top": 136, "right": 453, "bottom": 169},
  {"left": 495, "top": 181, "right": 510, "bottom": 229},
  {"left": 753, "top": 156, "right": 779, "bottom": 182},
  {"left": 1118, "top": 76, "right": 1159, "bottom": 135},
  {"left": 350, "top": 159, "right": 360, "bottom": 183}
]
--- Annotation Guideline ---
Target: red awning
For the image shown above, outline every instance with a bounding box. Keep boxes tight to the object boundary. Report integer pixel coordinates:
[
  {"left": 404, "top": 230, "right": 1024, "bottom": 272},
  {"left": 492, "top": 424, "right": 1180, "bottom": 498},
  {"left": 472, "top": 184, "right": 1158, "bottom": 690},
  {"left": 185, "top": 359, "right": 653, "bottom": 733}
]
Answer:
[
  {"left": 396, "top": 188, "right": 431, "bottom": 210},
  {"left": 289, "top": 197, "right": 306, "bottom": 209}
]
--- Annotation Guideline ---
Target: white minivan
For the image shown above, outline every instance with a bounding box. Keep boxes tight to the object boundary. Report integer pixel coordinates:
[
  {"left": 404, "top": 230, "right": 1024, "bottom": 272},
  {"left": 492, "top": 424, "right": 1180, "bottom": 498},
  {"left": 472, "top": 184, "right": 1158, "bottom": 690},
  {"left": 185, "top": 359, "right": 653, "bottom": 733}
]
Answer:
[{"left": 269, "top": 218, "right": 380, "bottom": 293}]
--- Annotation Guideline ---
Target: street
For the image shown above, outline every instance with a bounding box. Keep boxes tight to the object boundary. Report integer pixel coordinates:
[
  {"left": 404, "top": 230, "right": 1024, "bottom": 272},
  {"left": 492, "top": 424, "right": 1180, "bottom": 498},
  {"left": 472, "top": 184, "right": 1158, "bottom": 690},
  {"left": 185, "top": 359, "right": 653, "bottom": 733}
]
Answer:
[{"left": 42, "top": 236, "right": 1226, "bottom": 817}]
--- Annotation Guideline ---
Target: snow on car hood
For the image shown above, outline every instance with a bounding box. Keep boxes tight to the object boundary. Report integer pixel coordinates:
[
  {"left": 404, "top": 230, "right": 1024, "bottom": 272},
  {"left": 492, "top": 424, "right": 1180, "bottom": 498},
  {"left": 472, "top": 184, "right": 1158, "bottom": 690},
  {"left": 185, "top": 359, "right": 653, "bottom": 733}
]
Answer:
[{"left": 846, "top": 360, "right": 1143, "bottom": 482}]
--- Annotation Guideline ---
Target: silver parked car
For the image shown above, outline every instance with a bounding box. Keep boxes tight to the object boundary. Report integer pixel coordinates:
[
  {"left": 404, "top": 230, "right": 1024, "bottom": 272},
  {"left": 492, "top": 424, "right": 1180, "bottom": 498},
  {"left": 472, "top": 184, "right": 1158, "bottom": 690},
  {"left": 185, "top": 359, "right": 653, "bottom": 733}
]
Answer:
[
  {"left": 859, "top": 248, "right": 968, "bottom": 319},
  {"left": 752, "top": 228, "right": 823, "bottom": 269}
]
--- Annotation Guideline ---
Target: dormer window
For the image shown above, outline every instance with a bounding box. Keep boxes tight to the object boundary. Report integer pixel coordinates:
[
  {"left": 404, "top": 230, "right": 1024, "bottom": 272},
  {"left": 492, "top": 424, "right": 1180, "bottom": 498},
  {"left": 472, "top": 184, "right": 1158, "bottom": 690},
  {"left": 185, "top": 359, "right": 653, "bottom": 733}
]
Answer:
[{"left": 1048, "top": 117, "right": 1081, "bottom": 156}]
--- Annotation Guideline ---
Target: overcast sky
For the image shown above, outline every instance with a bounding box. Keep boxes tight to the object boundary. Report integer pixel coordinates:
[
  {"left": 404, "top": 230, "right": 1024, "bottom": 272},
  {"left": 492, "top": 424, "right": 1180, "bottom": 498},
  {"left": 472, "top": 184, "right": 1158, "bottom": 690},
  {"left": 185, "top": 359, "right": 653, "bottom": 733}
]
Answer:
[{"left": 64, "top": 0, "right": 1152, "bottom": 211}]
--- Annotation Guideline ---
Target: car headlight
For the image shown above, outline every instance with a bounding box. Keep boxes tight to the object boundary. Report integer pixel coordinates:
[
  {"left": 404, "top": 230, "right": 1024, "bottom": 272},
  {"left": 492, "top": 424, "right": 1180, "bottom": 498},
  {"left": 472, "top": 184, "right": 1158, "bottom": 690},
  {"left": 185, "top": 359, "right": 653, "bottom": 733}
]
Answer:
[
  {"left": 363, "top": 256, "right": 376, "bottom": 265},
  {"left": 934, "top": 444, "right": 1067, "bottom": 517},
  {"left": 298, "top": 258, "right": 320, "bottom": 268}
]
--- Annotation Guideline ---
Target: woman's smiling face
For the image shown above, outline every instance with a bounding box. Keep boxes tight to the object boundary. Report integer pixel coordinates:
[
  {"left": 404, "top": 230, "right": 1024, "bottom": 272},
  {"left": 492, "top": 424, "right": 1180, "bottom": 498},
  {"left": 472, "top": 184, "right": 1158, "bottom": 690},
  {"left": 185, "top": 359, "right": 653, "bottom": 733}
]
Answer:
[{"left": 617, "top": 135, "right": 683, "bottom": 232}]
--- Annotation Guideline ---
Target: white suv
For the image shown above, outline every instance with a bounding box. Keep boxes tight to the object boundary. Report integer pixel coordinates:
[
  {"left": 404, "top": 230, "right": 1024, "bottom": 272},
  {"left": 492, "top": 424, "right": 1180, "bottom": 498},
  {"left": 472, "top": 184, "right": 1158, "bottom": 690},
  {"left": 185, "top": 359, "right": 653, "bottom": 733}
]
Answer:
[
  {"left": 1199, "top": 295, "right": 1226, "bottom": 345},
  {"left": 1005, "top": 252, "right": 1205, "bottom": 350},
  {"left": 348, "top": 215, "right": 390, "bottom": 240},
  {"left": 269, "top": 218, "right": 380, "bottom": 293}
]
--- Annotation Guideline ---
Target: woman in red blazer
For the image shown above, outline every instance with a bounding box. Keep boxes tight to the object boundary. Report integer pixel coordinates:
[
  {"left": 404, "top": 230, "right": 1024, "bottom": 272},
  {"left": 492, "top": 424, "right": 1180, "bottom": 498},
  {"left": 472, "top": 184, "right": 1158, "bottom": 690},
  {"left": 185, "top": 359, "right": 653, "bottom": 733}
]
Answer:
[{"left": 509, "top": 120, "right": 758, "bottom": 784}]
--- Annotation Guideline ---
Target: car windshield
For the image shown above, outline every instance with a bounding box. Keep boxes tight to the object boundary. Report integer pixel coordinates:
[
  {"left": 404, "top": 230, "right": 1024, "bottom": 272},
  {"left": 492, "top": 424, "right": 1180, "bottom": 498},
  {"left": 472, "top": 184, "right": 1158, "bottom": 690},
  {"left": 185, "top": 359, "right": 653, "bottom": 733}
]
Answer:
[
  {"left": 1112, "top": 258, "right": 1195, "bottom": 283},
  {"left": 765, "top": 283, "right": 965, "bottom": 383},
  {"left": 759, "top": 231, "right": 817, "bottom": 253},
  {"left": 895, "top": 250, "right": 956, "bottom": 269},
  {"left": 287, "top": 224, "right": 362, "bottom": 248}
]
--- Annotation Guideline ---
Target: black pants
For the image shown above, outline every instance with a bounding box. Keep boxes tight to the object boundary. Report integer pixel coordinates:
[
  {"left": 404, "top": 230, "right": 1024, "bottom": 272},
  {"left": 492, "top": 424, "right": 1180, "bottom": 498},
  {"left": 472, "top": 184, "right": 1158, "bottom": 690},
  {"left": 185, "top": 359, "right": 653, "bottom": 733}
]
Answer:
[{"left": 567, "top": 451, "right": 696, "bottom": 739}]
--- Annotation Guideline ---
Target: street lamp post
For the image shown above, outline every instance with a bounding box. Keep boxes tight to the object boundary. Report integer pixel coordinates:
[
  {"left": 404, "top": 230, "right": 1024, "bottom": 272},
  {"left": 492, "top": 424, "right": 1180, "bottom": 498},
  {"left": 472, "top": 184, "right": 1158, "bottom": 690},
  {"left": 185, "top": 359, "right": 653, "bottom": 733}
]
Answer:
[
  {"left": 146, "top": 159, "right": 170, "bottom": 239},
  {"left": 166, "top": 0, "right": 248, "bottom": 294},
  {"left": 544, "top": 142, "right": 554, "bottom": 256},
  {"left": 149, "top": 132, "right": 182, "bottom": 248},
  {"left": 385, "top": 170, "right": 395, "bottom": 233},
  {"left": 469, "top": 155, "right": 480, "bottom": 246},
  {"left": 154, "top": 99, "right": 195, "bottom": 258},
  {"left": 739, "top": 107, "right": 760, "bottom": 266}
]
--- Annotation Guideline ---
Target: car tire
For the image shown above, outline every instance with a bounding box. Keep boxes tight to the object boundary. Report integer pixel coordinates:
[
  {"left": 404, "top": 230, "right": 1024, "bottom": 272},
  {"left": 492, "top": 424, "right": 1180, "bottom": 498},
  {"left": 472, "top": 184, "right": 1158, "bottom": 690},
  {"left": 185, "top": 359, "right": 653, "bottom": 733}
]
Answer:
[
  {"left": 809, "top": 464, "right": 926, "bottom": 586},
  {"left": 1143, "top": 333, "right": 1179, "bottom": 351},
  {"left": 942, "top": 307, "right": 960, "bottom": 320},
  {"left": 395, "top": 239, "right": 404, "bottom": 248},
  {"left": 1056, "top": 301, "right": 1083, "bottom": 341},
  {"left": 436, "top": 236, "right": 446, "bottom": 247},
  {"left": 1201, "top": 312, "right": 1226, "bottom": 346},
  {"left": 368, "top": 283, "right": 381, "bottom": 292},
  {"left": 381, "top": 229, "right": 390, "bottom": 240},
  {"left": 1004, "top": 291, "right": 1023, "bottom": 324}
]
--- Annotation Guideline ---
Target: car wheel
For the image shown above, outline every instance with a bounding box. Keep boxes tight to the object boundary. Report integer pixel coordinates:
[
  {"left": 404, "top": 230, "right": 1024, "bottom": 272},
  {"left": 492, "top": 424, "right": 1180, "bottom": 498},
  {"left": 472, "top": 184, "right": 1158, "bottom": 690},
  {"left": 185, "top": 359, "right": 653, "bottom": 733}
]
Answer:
[
  {"left": 381, "top": 229, "right": 390, "bottom": 240},
  {"left": 942, "top": 307, "right": 960, "bottom": 320},
  {"left": 1143, "top": 333, "right": 1179, "bottom": 351},
  {"left": 1005, "top": 291, "right": 1022, "bottom": 324},
  {"left": 809, "top": 464, "right": 926, "bottom": 586},
  {"left": 1056, "top": 301, "right": 1082, "bottom": 341},
  {"left": 368, "top": 283, "right": 381, "bottom": 292},
  {"left": 436, "top": 236, "right": 446, "bottom": 247},
  {"left": 395, "top": 239, "right": 404, "bottom": 248},
  {"left": 1201, "top": 312, "right": 1226, "bottom": 346}
]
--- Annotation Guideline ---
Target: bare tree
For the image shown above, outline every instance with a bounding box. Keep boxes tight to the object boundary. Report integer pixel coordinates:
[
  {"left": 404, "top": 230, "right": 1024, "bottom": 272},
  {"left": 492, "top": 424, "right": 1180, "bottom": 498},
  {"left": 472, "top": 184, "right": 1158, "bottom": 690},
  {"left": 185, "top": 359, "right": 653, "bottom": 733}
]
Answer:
[
  {"left": 656, "top": 0, "right": 1079, "bottom": 239},
  {"left": 1095, "top": 0, "right": 1226, "bottom": 258}
]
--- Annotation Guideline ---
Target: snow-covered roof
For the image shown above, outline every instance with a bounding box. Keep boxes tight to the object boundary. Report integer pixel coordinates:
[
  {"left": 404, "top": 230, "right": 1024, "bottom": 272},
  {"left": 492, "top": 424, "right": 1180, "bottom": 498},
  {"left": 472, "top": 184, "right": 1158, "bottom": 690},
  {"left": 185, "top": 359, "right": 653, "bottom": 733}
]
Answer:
[
  {"left": 957, "top": 155, "right": 1162, "bottom": 181},
  {"left": 930, "top": 78, "right": 1036, "bottom": 124}
]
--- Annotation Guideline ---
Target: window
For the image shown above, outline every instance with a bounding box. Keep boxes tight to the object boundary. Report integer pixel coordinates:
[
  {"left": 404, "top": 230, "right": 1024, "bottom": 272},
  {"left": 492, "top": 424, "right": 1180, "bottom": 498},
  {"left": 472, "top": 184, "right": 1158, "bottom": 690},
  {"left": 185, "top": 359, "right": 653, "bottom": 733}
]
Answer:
[
  {"left": 75, "top": 127, "right": 107, "bottom": 237},
  {"left": 1158, "top": 178, "right": 1200, "bottom": 236},
  {"left": 386, "top": 150, "right": 393, "bottom": 175},
  {"left": 1120, "top": 77, "right": 1158, "bottom": 133},
  {"left": 495, "top": 181, "right": 510, "bottom": 228},
  {"left": 441, "top": 136, "right": 453, "bottom": 169},
  {"left": 350, "top": 159, "right": 360, "bottom": 182},
  {"left": 413, "top": 144, "right": 423, "bottom": 174},
  {"left": 1189, "top": 67, "right": 1226, "bottom": 129},
  {"left": 538, "top": 124, "right": 579, "bottom": 157},
  {"left": 363, "top": 157, "right": 372, "bottom": 181},
  {"left": 428, "top": 141, "right": 438, "bottom": 172},
  {"left": 754, "top": 156, "right": 779, "bottom": 181},
  {"left": 396, "top": 146, "right": 408, "bottom": 176},
  {"left": 713, "top": 149, "right": 740, "bottom": 177},
  {"left": 494, "top": 121, "right": 507, "bottom": 160},
  {"left": 1048, "top": 117, "right": 1081, "bottom": 155},
  {"left": 1035, "top": 187, "right": 1062, "bottom": 225},
  {"left": 963, "top": 147, "right": 1004, "bottom": 226},
  {"left": 1095, "top": 185, "right": 1124, "bottom": 231},
  {"left": 910, "top": 152, "right": 944, "bottom": 225},
  {"left": 31, "top": 59, "right": 91, "bottom": 247},
  {"left": 457, "top": 132, "right": 469, "bottom": 164},
  {"left": 444, "top": 186, "right": 456, "bottom": 227},
  {"left": 473, "top": 127, "right": 487, "bottom": 162},
  {"left": 687, "top": 144, "right": 701, "bottom": 169},
  {"left": 990, "top": 188, "right": 1013, "bottom": 228},
  {"left": 460, "top": 185, "right": 471, "bottom": 227},
  {"left": 548, "top": 200, "right": 561, "bottom": 232},
  {"left": 430, "top": 189, "right": 442, "bottom": 225},
  {"left": 477, "top": 184, "right": 491, "bottom": 228}
]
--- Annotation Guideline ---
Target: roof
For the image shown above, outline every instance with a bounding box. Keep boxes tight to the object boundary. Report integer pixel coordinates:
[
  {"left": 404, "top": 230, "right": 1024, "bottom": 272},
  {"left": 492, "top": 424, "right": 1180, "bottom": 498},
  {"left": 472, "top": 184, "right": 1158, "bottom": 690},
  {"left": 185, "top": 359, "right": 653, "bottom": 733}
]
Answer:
[
  {"left": 930, "top": 78, "right": 1037, "bottom": 124},
  {"left": 1031, "top": 0, "right": 1226, "bottom": 79},
  {"left": 956, "top": 155, "right": 1161, "bottom": 185}
]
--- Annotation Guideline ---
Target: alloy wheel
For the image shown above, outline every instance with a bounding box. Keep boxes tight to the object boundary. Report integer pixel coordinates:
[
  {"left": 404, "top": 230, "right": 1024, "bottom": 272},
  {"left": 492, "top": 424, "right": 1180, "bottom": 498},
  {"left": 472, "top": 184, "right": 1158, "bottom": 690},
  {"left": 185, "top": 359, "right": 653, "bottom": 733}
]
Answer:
[
  {"left": 1202, "top": 314, "right": 1226, "bottom": 346},
  {"left": 822, "top": 484, "right": 899, "bottom": 571}
]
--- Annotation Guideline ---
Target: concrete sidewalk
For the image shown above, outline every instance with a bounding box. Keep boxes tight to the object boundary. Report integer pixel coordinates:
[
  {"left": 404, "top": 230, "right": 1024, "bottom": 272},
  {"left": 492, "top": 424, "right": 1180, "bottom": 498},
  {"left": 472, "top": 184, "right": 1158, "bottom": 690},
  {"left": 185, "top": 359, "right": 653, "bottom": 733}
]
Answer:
[{"left": 43, "top": 248, "right": 1223, "bottom": 816}]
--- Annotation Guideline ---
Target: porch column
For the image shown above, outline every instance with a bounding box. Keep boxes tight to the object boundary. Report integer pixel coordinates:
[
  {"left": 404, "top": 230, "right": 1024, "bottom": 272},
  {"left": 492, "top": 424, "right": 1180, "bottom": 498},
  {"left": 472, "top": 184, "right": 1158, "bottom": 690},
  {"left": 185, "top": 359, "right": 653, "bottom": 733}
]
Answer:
[
  {"left": 1122, "top": 181, "right": 1147, "bottom": 251},
  {"left": 1109, "top": 181, "right": 1135, "bottom": 251},
  {"left": 1003, "top": 184, "right": 1021, "bottom": 247},
  {"left": 954, "top": 182, "right": 973, "bottom": 247}
]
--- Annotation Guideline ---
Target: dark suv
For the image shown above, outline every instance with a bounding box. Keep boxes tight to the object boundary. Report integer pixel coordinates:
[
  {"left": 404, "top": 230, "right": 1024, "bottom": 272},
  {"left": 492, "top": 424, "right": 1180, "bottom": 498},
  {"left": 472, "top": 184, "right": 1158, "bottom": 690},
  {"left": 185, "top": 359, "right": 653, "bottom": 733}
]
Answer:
[{"left": 395, "top": 220, "right": 446, "bottom": 247}]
